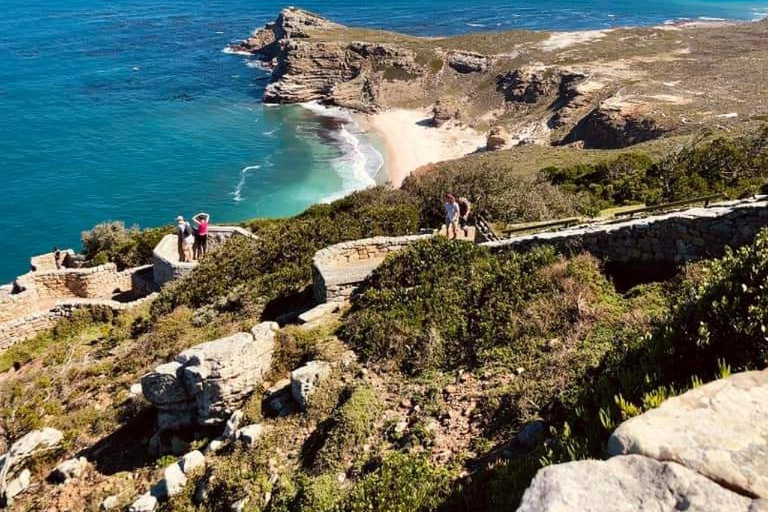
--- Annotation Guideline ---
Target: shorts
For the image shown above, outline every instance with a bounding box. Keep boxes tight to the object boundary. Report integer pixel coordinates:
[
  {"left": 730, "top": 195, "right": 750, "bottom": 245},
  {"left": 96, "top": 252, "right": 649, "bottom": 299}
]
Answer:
[
  {"left": 459, "top": 217, "right": 469, "bottom": 229},
  {"left": 183, "top": 235, "right": 195, "bottom": 247}
]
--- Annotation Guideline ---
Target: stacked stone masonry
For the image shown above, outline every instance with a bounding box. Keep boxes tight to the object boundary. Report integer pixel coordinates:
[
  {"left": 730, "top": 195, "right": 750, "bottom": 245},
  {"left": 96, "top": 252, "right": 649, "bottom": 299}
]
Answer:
[
  {"left": 152, "top": 225, "right": 256, "bottom": 286},
  {"left": 0, "top": 249, "right": 158, "bottom": 353},
  {"left": 483, "top": 196, "right": 768, "bottom": 263},
  {"left": 312, "top": 234, "right": 432, "bottom": 302}
]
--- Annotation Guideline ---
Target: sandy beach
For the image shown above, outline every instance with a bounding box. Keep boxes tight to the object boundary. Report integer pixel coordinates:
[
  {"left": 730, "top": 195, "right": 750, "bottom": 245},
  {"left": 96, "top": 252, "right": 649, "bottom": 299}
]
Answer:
[{"left": 358, "top": 108, "right": 487, "bottom": 187}]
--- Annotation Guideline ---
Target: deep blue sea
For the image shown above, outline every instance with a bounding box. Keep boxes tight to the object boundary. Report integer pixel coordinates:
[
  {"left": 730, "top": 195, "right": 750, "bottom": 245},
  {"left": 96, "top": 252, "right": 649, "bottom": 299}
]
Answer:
[{"left": 1, "top": 0, "right": 766, "bottom": 282}]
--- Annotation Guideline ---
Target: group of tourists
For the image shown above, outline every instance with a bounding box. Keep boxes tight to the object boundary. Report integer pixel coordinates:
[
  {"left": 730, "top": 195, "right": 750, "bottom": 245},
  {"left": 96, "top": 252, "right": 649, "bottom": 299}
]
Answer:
[
  {"left": 444, "top": 194, "right": 472, "bottom": 240},
  {"left": 175, "top": 213, "right": 210, "bottom": 262}
]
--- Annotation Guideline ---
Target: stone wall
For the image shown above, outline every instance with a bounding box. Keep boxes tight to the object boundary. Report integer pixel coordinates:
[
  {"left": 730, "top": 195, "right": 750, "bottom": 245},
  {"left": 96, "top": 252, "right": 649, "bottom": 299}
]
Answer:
[
  {"left": 14, "top": 263, "right": 132, "bottom": 303},
  {"left": 483, "top": 196, "right": 768, "bottom": 264},
  {"left": 312, "top": 234, "right": 431, "bottom": 303},
  {"left": 152, "top": 225, "right": 257, "bottom": 287},
  {"left": 0, "top": 293, "right": 158, "bottom": 353},
  {"left": 0, "top": 286, "right": 38, "bottom": 324}
]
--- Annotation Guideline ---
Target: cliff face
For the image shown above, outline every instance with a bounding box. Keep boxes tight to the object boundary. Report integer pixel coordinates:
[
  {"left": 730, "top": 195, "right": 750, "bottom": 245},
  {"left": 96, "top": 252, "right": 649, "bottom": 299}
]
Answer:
[{"left": 229, "top": 9, "right": 768, "bottom": 148}]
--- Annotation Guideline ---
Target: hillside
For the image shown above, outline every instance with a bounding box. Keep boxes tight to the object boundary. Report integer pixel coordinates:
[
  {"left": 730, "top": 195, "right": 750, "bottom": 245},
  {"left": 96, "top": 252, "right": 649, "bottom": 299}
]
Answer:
[
  {"left": 1, "top": 7, "right": 768, "bottom": 512},
  {"left": 230, "top": 8, "right": 768, "bottom": 148}
]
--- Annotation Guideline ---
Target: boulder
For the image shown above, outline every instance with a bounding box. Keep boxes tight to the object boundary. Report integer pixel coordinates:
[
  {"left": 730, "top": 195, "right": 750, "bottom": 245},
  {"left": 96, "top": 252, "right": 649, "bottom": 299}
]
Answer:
[
  {"left": 517, "top": 421, "right": 545, "bottom": 448},
  {"left": 298, "top": 302, "right": 340, "bottom": 325},
  {"left": 291, "top": 360, "right": 332, "bottom": 410},
  {"left": 179, "top": 450, "right": 205, "bottom": 475},
  {"left": 608, "top": 368, "right": 768, "bottom": 498},
  {"left": 517, "top": 455, "right": 759, "bottom": 512},
  {"left": 49, "top": 456, "right": 88, "bottom": 484},
  {"left": 129, "top": 493, "right": 157, "bottom": 512},
  {"left": 264, "top": 379, "right": 295, "bottom": 417},
  {"left": 4, "top": 469, "right": 30, "bottom": 502},
  {"left": 431, "top": 98, "right": 461, "bottom": 127},
  {"left": 237, "top": 424, "right": 264, "bottom": 448},
  {"left": 152, "top": 463, "right": 187, "bottom": 499},
  {"left": 222, "top": 410, "right": 244, "bottom": 439},
  {"left": 447, "top": 51, "right": 489, "bottom": 74},
  {"left": 100, "top": 495, "right": 120, "bottom": 510},
  {"left": 230, "top": 497, "right": 248, "bottom": 512},
  {"left": 486, "top": 126, "right": 510, "bottom": 150},
  {"left": 142, "top": 322, "right": 277, "bottom": 429}
]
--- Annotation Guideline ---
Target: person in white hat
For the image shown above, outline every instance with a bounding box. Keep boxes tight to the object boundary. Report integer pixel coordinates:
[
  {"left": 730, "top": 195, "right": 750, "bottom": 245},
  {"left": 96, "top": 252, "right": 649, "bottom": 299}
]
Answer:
[{"left": 175, "top": 216, "right": 194, "bottom": 262}]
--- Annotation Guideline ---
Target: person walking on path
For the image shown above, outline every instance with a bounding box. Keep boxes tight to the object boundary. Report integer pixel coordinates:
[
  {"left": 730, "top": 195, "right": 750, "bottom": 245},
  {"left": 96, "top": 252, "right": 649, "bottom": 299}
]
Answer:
[
  {"left": 193, "top": 212, "right": 210, "bottom": 259},
  {"left": 444, "top": 194, "right": 460, "bottom": 240},
  {"left": 176, "top": 216, "right": 195, "bottom": 262},
  {"left": 458, "top": 197, "right": 472, "bottom": 238}
]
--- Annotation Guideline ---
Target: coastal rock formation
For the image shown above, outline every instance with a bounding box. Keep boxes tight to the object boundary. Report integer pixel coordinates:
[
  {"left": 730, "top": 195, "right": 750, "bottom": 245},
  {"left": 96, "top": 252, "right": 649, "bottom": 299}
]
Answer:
[
  {"left": 447, "top": 51, "right": 490, "bottom": 74},
  {"left": 486, "top": 126, "right": 510, "bottom": 150},
  {"left": 141, "top": 322, "right": 277, "bottom": 430},
  {"left": 229, "top": 8, "right": 423, "bottom": 109},
  {"left": 517, "top": 455, "right": 761, "bottom": 511},
  {"left": 291, "top": 360, "right": 332, "bottom": 410},
  {"left": 432, "top": 98, "right": 462, "bottom": 127},
  {"left": 517, "top": 369, "right": 768, "bottom": 511},
  {"left": 608, "top": 368, "right": 768, "bottom": 498},
  {"left": 227, "top": 7, "right": 341, "bottom": 58},
  {"left": 496, "top": 68, "right": 557, "bottom": 104},
  {"left": 560, "top": 104, "right": 671, "bottom": 149}
]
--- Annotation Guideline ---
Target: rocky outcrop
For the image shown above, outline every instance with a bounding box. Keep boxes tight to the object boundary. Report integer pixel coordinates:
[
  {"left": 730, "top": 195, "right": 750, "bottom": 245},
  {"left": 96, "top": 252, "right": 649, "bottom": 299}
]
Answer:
[
  {"left": 496, "top": 68, "right": 557, "bottom": 104},
  {"left": 447, "top": 51, "right": 490, "bottom": 74},
  {"left": 49, "top": 457, "right": 88, "bottom": 484},
  {"left": 141, "top": 322, "right": 277, "bottom": 430},
  {"left": 516, "top": 369, "right": 768, "bottom": 511},
  {"left": 432, "top": 98, "right": 462, "bottom": 127},
  {"left": 229, "top": 9, "right": 423, "bottom": 108},
  {"left": 227, "top": 7, "right": 341, "bottom": 59},
  {"left": 486, "top": 126, "right": 510, "bottom": 150},
  {"left": 560, "top": 105, "right": 671, "bottom": 149},
  {"left": 0, "top": 428, "right": 63, "bottom": 505},
  {"left": 608, "top": 368, "right": 768, "bottom": 498},
  {"left": 517, "top": 455, "right": 762, "bottom": 511},
  {"left": 291, "top": 360, "right": 332, "bottom": 410}
]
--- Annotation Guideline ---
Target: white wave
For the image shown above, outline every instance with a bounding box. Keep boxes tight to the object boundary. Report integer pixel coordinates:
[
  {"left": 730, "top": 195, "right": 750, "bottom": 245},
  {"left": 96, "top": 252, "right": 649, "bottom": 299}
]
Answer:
[
  {"left": 466, "top": 22, "right": 485, "bottom": 27},
  {"left": 751, "top": 10, "right": 768, "bottom": 20},
  {"left": 698, "top": 16, "right": 727, "bottom": 21},
  {"left": 262, "top": 128, "right": 277, "bottom": 137},
  {"left": 299, "top": 101, "right": 353, "bottom": 122},
  {"left": 221, "top": 47, "right": 253, "bottom": 56},
  {"left": 231, "top": 164, "right": 260, "bottom": 202}
]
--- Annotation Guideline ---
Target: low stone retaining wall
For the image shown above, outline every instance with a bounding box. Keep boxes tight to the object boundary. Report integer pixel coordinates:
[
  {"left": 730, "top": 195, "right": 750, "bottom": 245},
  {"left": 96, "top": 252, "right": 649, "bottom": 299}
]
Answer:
[
  {"left": 312, "top": 234, "right": 431, "bottom": 303},
  {"left": 0, "top": 293, "right": 158, "bottom": 353},
  {"left": 482, "top": 196, "right": 768, "bottom": 263},
  {"left": 152, "top": 225, "right": 256, "bottom": 287}
]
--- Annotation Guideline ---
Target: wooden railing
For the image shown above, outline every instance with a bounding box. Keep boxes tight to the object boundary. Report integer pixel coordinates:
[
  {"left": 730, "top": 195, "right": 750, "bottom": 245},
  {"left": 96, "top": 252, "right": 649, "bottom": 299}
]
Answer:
[
  {"left": 502, "top": 217, "right": 583, "bottom": 236},
  {"left": 612, "top": 194, "right": 726, "bottom": 219}
]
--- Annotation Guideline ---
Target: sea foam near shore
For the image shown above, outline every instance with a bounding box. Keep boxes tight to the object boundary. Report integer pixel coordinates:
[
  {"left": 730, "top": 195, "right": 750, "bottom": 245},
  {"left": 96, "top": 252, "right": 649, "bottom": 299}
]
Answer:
[{"left": 300, "top": 102, "right": 384, "bottom": 202}]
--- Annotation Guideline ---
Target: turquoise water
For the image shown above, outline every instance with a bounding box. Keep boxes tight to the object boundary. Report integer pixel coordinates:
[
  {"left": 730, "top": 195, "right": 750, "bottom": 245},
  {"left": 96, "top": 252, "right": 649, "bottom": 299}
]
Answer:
[{"left": 2, "top": 0, "right": 766, "bottom": 282}]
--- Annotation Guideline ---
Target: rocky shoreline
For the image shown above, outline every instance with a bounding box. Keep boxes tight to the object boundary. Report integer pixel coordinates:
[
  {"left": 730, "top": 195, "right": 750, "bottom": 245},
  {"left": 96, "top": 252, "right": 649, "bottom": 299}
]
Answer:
[{"left": 229, "top": 7, "right": 767, "bottom": 151}]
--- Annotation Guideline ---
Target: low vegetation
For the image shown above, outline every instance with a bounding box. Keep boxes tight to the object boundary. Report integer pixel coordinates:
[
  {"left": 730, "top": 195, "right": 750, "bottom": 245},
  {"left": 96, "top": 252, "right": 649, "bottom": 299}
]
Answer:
[
  {"left": 81, "top": 221, "right": 169, "bottom": 269},
  {"left": 4, "top": 127, "right": 768, "bottom": 511}
]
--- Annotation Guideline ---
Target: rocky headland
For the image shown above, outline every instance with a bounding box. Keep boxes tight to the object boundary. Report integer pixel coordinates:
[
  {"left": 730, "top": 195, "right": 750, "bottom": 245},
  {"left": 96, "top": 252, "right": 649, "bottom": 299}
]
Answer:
[{"left": 230, "top": 7, "right": 768, "bottom": 152}]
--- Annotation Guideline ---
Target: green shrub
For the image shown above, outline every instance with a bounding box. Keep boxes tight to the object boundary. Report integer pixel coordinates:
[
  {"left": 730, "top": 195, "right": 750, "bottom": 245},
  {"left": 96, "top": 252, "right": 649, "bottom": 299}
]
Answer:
[
  {"left": 402, "top": 162, "right": 579, "bottom": 226},
  {"left": 334, "top": 452, "right": 451, "bottom": 512},
  {"left": 543, "top": 126, "right": 768, "bottom": 213},
  {"left": 314, "top": 385, "right": 381, "bottom": 472},
  {"left": 153, "top": 187, "right": 420, "bottom": 314},
  {"left": 81, "top": 221, "right": 169, "bottom": 269}
]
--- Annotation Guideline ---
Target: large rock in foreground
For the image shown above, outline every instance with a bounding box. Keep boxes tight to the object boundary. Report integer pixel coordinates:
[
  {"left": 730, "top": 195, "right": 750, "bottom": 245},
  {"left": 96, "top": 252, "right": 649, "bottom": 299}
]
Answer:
[
  {"left": 142, "top": 322, "right": 277, "bottom": 430},
  {"left": 608, "top": 369, "right": 768, "bottom": 498},
  {"left": 517, "top": 455, "right": 761, "bottom": 512}
]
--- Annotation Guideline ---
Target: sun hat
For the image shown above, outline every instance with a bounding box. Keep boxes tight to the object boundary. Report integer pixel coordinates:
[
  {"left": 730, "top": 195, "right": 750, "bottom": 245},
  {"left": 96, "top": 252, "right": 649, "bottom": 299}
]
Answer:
[{"left": 176, "top": 216, "right": 184, "bottom": 222}]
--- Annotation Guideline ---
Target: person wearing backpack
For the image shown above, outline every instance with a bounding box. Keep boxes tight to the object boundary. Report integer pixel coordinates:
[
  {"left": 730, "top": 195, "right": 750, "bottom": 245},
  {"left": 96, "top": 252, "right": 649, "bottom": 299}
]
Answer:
[{"left": 176, "top": 216, "right": 195, "bottom": 262}]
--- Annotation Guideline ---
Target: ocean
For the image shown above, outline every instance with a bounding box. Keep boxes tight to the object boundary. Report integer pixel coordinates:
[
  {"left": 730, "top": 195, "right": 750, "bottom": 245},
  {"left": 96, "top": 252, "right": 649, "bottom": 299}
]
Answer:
[{"left": 1, "top": 0, "right": 766, "bottom": 283}]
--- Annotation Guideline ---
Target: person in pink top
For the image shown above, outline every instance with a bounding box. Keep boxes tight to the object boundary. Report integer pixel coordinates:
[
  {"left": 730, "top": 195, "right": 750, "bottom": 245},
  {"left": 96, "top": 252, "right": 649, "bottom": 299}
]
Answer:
[{"left": 193, "top": 212, "right": 210, "bottom": 259}]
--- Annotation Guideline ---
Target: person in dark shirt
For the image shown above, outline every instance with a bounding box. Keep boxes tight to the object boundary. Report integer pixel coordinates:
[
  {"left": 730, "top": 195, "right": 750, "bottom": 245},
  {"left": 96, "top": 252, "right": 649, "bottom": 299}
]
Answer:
[{"left": 457, "top": 197, "right": 472, "bottom": 237}]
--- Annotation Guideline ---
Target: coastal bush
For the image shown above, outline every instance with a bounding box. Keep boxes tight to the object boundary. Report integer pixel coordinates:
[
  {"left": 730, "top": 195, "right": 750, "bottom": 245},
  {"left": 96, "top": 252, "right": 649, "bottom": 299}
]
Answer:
[
  {"left": 402, "top": 161, "right": 579, "bottom": 226},
  {"left": 334, "top": 452, "right": 452, "bottom": 512},
  {"left": 153, "top": 187, "right": 420, "bottom": 314},
  {"left": 313, "top": 385, "right": 381, "bottom": 473},
  {"left": 543, "top": 126, "right": 768, "bottom": 213},
  {"left": 81, "top": 221, "right": 169, "bottom": 269}
]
